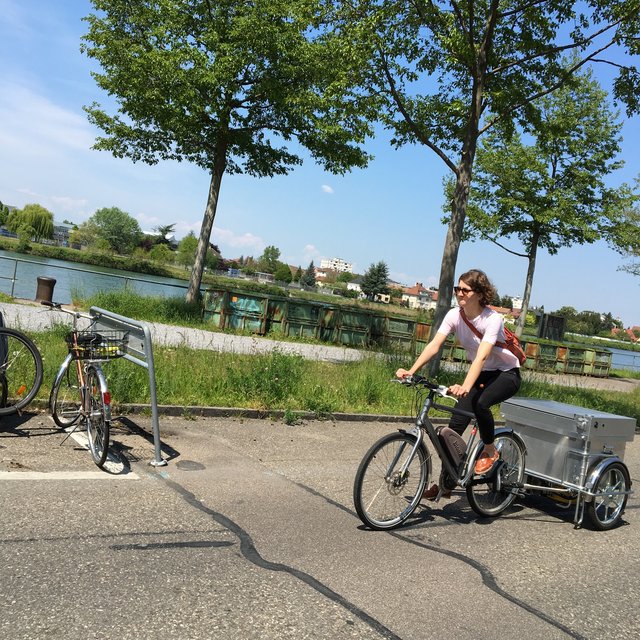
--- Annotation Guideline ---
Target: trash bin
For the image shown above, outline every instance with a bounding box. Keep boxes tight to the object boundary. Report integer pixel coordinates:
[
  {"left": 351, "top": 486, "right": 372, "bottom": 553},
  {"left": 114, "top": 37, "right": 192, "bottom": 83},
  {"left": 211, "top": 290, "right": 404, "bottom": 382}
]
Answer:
[{"left": 35, "top": 276, "right": 56, "bottom": 303}]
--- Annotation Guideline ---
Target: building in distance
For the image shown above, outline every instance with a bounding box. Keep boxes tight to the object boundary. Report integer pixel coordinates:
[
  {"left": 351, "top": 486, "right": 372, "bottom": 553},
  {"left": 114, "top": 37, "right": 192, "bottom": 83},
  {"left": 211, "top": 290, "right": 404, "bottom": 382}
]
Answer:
[{"left": 320, "top": 257, "right": 353, "bottom": 274}]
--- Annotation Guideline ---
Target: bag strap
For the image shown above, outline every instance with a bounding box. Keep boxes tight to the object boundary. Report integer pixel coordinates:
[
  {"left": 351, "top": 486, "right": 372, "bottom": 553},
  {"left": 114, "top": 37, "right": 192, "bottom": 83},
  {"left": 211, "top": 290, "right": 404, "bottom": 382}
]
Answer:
[{"left": 459, "top": 308, "right": 508, "bottom": 349}]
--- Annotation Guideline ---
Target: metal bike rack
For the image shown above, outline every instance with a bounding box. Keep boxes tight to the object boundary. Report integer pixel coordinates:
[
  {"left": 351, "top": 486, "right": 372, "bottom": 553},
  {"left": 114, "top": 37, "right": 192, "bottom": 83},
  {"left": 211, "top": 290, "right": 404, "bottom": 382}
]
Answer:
[{"left": 89, "top": 306, "right": 167, "bottom": 467}]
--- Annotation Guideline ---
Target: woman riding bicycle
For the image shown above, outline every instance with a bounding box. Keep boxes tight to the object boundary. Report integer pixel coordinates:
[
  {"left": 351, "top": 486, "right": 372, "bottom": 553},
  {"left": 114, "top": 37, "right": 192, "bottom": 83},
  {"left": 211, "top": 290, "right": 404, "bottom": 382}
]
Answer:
[{"left": 395, "top": 269, "right": 521, "bottom": 498}]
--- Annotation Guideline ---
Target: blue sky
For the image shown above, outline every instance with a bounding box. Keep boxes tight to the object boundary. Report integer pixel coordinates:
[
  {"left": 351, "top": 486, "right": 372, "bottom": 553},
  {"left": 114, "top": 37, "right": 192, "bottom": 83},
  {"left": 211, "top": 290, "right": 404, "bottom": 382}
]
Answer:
[{"left": 1, "top": 1, "right": 638, "bottom": 327}]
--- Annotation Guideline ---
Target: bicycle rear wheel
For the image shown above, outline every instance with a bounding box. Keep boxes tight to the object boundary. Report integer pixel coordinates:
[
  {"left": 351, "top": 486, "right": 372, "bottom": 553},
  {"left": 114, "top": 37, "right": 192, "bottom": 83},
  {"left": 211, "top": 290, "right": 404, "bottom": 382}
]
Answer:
[
  {"left": 353, "top": 431, "right": 430, "bottom": 531},
  {"left": 85, "top": 366, "right": 110, "bottom": 468},
  {"left": 466, "top": 432, "right": 524, "bottom": 517},
  {"left": 50, "top": 357, "right": 82, "bottom": 428},
  {"left": 0, "top": 328, "right": 43, "bottom": 416}
]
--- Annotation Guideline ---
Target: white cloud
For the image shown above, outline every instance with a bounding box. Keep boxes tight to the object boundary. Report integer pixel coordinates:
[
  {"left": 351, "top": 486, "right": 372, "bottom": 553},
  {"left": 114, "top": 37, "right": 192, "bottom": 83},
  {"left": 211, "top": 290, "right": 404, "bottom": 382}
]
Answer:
[
  {"left": 0, "top": 82, "right": 94, "bottom": 157},
  {"left": 50, "top": 195, "right": 89, "bottom": 214},
  {"left": 212, "top": 226, "right": 265, "bottom": 253},
  {"left": 321, "top": 184, "right": 334, "bottom": 194},
  {"left": 135, "top": 211, "right": 164, "bottom": 230},
  {"left": 303, "top": 243, "right": 322, "bottom": 263}
]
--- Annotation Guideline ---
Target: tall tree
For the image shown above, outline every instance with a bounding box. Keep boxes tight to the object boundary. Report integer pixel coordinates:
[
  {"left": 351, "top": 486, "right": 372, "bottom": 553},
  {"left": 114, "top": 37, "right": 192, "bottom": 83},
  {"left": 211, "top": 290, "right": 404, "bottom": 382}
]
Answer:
[
  {"left": 300, "top": 261, "right": 317, "bottom": 287},
  {"left": 82, "top": 0, "right": 371, "bottom": 304},
  {"left": 177, "top": 231, "right": 198, "bottom": 269},
  {"left": 0, "top": 201, "right": 10, "bottom": 227},
  {"left": 257, "top": 245, "right": 281, "bottom": 274},
  {"left": 335, "top": 1, "right": 640, "bottom": 367},
  {"left": 78, "top": 207, "right": 143, "bottom": 254},
  {"left": 463, "top": 67, "right": 639, "bottom": 335},
  {"left": 273, "top": 262, "right": 293, "bottom": 283},
  {"left": 361, "top": 261, "right": 390, "bottom": 300},
  {"left": 154, "top": 224, "right": 176, "bottom": 245},
  {"left": 7, "top": 204, "right": 54, "bottom": 241}
]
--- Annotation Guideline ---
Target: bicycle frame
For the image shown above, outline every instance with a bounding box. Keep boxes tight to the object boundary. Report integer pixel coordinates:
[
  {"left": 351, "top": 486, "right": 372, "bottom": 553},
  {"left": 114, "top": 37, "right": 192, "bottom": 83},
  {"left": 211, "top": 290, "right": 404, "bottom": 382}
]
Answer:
[
  {"left": 52, "top": 351, "right": 111, "bottom": 429},
  {"left": 392, "top": 385, "right": 483, "bottom": 491}
]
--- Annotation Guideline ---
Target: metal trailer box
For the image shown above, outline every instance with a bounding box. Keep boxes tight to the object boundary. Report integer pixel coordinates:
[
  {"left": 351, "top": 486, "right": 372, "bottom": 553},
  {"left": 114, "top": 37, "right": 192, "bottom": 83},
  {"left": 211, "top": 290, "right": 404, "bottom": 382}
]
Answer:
[{"left": 501, "top": 398, "right": 636, "bottom": 489}]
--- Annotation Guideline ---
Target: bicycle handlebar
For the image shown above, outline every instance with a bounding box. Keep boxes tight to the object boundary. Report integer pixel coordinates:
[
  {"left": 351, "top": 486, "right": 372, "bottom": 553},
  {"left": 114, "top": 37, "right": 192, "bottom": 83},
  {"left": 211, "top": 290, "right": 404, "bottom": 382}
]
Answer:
[
  {"left": 394, "top": 375, "right": 476, "bottom": 419},
  {"left": 394, "top": 375, "right": 452, "bottom": 398},
  {"left": 41, "top": 300, "right": 93, "bottom": 320}
]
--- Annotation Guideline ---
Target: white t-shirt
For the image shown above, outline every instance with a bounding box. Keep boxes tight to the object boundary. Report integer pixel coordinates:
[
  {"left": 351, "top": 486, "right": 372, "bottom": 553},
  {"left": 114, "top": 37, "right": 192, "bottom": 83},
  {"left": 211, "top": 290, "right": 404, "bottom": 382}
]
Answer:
[{"left": 437, "top": 307, "right": 520, "bottom": 371}]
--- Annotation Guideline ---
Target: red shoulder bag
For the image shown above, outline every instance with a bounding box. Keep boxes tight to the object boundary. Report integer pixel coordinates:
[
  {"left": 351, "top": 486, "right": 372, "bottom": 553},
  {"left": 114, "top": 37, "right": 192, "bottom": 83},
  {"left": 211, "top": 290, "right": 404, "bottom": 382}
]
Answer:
[{"left": 459, "top": 309, "right": 527, "bottom": 366}]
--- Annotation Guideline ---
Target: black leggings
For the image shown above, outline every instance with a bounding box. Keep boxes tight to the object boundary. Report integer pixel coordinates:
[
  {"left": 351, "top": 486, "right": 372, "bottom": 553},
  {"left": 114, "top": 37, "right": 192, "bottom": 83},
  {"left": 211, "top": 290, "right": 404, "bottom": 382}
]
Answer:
[{"left": 449, "top": 368, "right": 521, "bottom": 445}]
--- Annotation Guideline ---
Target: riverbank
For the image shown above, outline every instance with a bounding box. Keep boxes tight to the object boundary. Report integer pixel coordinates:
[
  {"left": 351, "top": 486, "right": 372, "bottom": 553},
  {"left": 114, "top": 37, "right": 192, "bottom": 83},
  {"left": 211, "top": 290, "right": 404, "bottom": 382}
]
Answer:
[{"left": 2, "top": 299, "right": 639, "bottom": 395}]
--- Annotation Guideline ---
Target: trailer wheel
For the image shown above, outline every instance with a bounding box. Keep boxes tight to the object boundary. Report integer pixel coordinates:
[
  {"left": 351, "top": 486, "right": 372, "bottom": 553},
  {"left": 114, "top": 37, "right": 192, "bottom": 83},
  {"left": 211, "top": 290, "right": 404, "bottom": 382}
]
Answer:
[{"left": 585, "top": 462, "right": 630, "bottom": 531}]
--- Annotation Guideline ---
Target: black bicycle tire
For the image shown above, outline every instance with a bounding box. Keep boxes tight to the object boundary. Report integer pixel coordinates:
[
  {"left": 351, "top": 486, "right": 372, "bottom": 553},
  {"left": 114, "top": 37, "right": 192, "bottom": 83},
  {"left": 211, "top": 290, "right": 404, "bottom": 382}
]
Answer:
[
  {"left": 0, "top": 327, "right": 43, "bottom": 416},
  {"left": 49, "top": 358, "right": 83, "bottom": 428},
  {"left": 353, "top": 431, "right": 429, "bottom": 531},
  {"left": 85, "top": 366, "right": 110, "bottom": 467}
]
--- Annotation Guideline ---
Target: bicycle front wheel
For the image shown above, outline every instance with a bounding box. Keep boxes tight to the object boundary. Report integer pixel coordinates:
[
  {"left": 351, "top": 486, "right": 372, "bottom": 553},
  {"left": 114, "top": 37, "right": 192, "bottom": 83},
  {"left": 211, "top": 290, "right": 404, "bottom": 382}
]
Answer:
[
  {"left": 0, "top": 328, "right": 43, "bottom": 416},
  {"left": 85, "top": 366, "right": 110, "bottom": 468},
  {"left": 353, "top": 432, "right": 429, "bottom": 531},
  {"left": 50, "top": 357, "right": 83, "bottom": 428},
  {"left": 466, "top": 433, "right": 525, "bottom": 517}
]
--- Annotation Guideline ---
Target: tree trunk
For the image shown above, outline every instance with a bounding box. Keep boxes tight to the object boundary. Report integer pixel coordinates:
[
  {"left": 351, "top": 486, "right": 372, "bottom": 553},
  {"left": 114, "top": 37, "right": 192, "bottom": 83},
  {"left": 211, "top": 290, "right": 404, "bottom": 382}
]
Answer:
[
  {"left": 186, "top": 149, "right": 227, "bottom": 304},
  {"left": 515, "top": 229, "right": 540, "bottom": 337},
  {"left": 427, "top": 152, "right": 476, "bottom": 377},
  {"left": 426, "top": 11, "right": 496, "bottom": 374}
]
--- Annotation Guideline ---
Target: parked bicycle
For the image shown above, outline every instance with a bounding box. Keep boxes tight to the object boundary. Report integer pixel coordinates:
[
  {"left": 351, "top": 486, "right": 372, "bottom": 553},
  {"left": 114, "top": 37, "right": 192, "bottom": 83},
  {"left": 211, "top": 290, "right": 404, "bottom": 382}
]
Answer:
[
  {"left": 0, "top": 323, "right": 43, "bottom": 417},
  {"left": 353, "top": 375, "right": 525, "bottom": 530},
  {"left": 42, "top": 301, "right": 128, "bottom": 468}
]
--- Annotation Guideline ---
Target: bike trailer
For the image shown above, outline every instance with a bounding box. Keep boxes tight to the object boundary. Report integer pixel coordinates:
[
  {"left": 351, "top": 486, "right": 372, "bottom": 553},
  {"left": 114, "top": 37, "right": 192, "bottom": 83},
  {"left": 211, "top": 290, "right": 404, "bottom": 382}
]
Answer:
[{"left": 501, "top": 398, "right": 636, "bottom": 489}]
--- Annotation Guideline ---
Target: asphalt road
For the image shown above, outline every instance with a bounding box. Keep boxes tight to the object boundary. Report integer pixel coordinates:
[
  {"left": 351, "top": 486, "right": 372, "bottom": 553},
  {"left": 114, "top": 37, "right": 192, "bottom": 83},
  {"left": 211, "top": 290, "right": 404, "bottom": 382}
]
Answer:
[{"left": 1, "top": 409, "right": 639, "bottom": 640}]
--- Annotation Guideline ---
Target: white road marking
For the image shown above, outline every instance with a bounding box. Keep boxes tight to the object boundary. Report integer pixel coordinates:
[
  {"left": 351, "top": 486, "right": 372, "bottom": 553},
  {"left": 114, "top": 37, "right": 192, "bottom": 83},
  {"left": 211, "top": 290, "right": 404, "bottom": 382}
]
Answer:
[
  {"left": 0, "top": 422, "right": 140, "bottom": 480},
  {"left": 64, "top": 425, "right": 131, "bottom": 474}
]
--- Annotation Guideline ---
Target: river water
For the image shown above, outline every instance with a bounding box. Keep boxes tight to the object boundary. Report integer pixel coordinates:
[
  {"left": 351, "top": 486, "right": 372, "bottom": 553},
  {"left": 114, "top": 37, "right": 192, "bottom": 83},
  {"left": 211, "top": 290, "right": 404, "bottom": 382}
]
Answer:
[
  {"left": 1, "top": 249, "right": 638, "bottom": 372},
  {"left": 0, "top": 249, "right": 191, "bottom": 302}
]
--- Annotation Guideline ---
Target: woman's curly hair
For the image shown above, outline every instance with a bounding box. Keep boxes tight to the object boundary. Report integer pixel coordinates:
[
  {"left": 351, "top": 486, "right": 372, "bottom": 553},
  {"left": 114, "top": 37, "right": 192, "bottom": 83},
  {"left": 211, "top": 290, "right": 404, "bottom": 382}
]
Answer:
[{"left": 458, "top": 269, "right": 496, "bottom": 307}]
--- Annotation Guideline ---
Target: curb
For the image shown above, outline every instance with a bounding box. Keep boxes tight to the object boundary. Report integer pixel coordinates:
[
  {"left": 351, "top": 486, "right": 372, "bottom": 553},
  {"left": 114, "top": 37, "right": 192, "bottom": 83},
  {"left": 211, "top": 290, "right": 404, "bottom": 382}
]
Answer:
[{"left": 114, "top": 403, "right": 427, "bottom": 423}]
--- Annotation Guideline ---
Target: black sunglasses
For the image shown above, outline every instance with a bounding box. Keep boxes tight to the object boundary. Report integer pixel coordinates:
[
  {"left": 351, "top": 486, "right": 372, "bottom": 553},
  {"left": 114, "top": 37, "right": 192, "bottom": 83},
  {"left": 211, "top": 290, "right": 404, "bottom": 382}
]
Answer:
[{"left": 454, "top": 286, "right": 474, "bottom": 295}]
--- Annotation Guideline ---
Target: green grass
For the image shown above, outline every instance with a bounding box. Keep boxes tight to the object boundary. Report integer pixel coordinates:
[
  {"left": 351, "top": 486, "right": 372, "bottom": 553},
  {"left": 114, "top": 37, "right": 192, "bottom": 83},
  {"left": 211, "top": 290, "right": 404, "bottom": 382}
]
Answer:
[
  {"left": 77, "top": 289, "right": 203, "bottom": 326},
  {"left": 28, "top": 328, "right": 640, "bottom": 424}
]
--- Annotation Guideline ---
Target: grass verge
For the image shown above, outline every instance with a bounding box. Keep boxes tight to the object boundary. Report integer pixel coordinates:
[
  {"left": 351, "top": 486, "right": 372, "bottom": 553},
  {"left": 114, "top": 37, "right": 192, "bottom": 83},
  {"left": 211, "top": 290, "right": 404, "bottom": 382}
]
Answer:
[{"left": 28, "top": 328, "right": 640, "bottom": 424}]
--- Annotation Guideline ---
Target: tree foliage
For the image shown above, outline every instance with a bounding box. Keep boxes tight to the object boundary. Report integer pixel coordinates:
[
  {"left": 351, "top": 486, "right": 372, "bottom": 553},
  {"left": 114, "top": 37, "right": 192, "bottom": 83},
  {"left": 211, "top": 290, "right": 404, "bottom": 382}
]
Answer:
[
  {"left": 618, "top": 205, "right": 640, "bottom": 277},
  {"left": 82, "top": 0, "right": 372, "bottom": 303},
  {"left": 361, "top": 261, "right": 390, "bottom": 300},
  {"left": 552, "top": 306, "right": 622, "bottom": 336},
  {"left": 153, "top": 224, "right": 176, "bottom": 245},
  {"left": 273, "top": 262, "right": 293, "bottom": 283},
  {"left": 69, "top": 219, "right": 100, "bottom": 249},
  {"left": 462, "top": 66, "right": 638, "bottom": 334},
  {"left": 333, "top": 0, "right": 640, "bottom": 366},
  {"left": 7, "top": 203, "right": 54, "bottom": 241},
  {"left": 177, "top": 231, "right": 198, "bottom": 269},
  {"left": 300, "top": 261, "right": 317, "bottom": 287},
  {"left": 149, "top": 243, "right": 174, "bottom": 265},
  {"left": 257, "top": 245, "right": 281, "bottom": 274},
  {"left": 0, "top": 201, "right": 10, "bottom": 227},
  {"left": 73, "top": 207, "right": 142, "bottom": 254}
]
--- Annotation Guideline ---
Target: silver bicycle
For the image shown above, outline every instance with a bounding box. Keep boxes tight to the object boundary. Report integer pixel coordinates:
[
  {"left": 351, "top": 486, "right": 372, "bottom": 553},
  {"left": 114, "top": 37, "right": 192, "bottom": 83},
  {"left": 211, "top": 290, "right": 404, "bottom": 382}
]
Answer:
[
  {"left": 43, "top": 301, "right": 128, "bottom": 468},
  {"left": 353, "top": 375, "right": 526, "bottom": 530}
]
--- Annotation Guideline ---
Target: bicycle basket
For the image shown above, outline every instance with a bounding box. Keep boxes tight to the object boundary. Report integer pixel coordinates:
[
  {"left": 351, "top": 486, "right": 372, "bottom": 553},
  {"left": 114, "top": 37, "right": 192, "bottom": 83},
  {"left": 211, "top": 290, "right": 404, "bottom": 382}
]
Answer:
[{"left": 65, "top": 330, "right": 129, "bottom": 360}]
